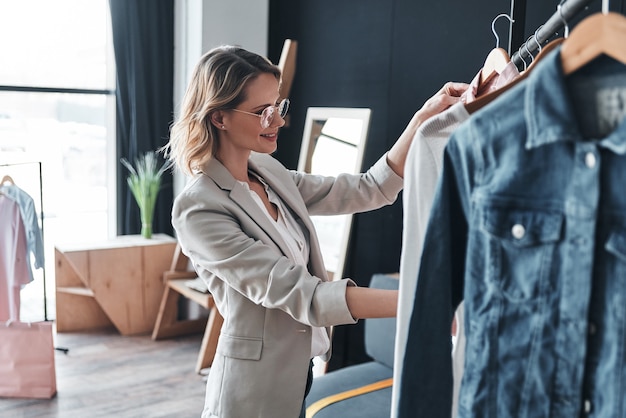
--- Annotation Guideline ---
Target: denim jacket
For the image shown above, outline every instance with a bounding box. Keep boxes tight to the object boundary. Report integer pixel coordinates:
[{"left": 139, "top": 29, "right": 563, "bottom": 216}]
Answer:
[{"left": 398, "top": 48, "right": 626, "bottom": 418}]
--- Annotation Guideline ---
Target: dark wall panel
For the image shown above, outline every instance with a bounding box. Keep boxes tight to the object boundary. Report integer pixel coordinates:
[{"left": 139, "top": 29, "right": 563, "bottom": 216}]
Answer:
[
  {"left": 268, "top": 0, "right": 614, "bottom": 370},
  {"left": 269, "top": 1, "right": 394, "bottom": 170}
]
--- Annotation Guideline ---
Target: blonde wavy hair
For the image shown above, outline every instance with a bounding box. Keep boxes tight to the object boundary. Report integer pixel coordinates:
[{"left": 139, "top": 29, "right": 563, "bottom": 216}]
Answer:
[{"left": 163, "top": 45, "right": 281, "bottom": 176}]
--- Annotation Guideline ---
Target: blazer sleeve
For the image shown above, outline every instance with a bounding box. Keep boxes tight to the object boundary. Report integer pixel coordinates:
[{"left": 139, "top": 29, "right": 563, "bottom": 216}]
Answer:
[
  {"left": 290, "top": 153, "right": 404, "bottom": 216},
  {"left": 172, "top": 179, "right": 358, "bottom": 328}
]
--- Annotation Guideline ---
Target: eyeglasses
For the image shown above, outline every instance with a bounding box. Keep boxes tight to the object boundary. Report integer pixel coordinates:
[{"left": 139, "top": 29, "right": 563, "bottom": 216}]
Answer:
[{"left": 231, "top": 98, "right": 290, "bottom": 129}]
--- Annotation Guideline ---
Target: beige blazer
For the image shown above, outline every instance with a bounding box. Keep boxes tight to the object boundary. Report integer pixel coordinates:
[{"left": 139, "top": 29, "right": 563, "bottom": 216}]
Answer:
[{"left": 172, "top": 152, "right": 403, "bottom": 418}]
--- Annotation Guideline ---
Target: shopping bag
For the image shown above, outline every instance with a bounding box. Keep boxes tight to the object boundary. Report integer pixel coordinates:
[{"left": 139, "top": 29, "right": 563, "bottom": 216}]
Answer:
[{"left": 0, "top": 320, "right": 57, "bottom": 399}]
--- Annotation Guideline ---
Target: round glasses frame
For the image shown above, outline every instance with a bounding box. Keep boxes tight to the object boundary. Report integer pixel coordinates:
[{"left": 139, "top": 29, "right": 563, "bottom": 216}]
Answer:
[{"left": 231, "top": 98, "right": 290, "bottom": 129}]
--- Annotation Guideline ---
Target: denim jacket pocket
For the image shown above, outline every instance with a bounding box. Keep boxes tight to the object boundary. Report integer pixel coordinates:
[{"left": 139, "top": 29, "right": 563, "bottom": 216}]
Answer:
[{"left": 481, "top": 206, "right": 564, "bottom": 302}]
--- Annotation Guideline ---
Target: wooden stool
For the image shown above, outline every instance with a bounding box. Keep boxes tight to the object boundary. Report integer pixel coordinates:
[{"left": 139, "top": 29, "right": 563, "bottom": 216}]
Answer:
[{"left": 152, "top": 243, "right": 223, "bottom": 374}]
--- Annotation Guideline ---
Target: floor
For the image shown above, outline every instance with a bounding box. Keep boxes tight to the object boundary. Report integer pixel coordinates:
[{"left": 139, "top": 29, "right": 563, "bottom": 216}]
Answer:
[
  {"left": 2, "top": 284, "right": 208, "bottom": 418},
  {"left": 0, "top": 328, "right": 208, "bottom": 418}
]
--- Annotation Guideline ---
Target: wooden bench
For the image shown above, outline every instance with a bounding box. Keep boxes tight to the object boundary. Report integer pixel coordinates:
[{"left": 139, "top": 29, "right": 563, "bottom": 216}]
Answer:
[{"left": 55, "top": 234, "right": 178, "bottom": 335}]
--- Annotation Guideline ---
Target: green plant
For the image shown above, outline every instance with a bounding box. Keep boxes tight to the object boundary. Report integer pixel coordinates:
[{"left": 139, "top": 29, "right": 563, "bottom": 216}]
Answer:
[{"left": 120, "top": 151, "right": 169, "bottom": 238}]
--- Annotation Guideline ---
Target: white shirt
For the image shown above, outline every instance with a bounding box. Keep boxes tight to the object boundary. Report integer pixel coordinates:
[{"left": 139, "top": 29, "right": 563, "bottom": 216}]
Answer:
[
  {"left": 392, "top": 102, "right": 470, "bottom": 418},
  {"left": 242, "top": 172, "right": 331, "bottom": 358}
]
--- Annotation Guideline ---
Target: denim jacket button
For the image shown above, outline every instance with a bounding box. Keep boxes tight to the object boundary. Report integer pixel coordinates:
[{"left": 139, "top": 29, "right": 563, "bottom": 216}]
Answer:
[
  {"left": 511, "top": 223, "right": 526, "bottom": 239},
  {"left": 584, "top": 399, "right": 592, "bottom": 414},
  {"left": 585, "top": 152, "right": 596, "bottom": 168}
]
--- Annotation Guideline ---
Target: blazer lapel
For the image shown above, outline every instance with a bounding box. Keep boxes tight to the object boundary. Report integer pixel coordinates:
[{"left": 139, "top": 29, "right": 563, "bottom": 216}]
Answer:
[
  {"left": 248, "top": 158, "right": 316, "bottom": 232},
  {"left": 202, "top": 158, "right": 292, "bottom": 257}
]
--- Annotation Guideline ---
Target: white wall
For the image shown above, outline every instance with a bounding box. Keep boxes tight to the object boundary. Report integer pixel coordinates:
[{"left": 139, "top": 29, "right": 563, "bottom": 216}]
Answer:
[{"left": 172, "top": 0, "right": 269, "bottom": 196}]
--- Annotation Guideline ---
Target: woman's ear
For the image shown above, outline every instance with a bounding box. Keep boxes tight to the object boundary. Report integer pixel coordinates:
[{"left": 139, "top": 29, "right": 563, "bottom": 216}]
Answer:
[{"left": 210, "top": 111, "right": 225, "bottom": 130}]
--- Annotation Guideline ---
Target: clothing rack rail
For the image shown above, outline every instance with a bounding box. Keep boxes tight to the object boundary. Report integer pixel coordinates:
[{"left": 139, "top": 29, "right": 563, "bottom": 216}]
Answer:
[
  {"left": 0, "top": 161, "right": 48, "bottom": 321},
  {"left": 511, "top": 0, "right": 597, "bottom": 68}
]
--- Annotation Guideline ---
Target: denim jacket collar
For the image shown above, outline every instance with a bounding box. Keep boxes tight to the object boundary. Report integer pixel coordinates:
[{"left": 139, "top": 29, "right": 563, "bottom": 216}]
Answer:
[{"left": 525, "top": 46, "right": 626, "bottom": 155}]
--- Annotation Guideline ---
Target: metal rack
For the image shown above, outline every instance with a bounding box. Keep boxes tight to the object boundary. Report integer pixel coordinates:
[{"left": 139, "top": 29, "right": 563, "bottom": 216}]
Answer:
[
  {"left": 0, "top": 161, "right": 48, "bottom": 321},
  {"left": 510, "top": 0, "right": 599, "bottom": 68}
]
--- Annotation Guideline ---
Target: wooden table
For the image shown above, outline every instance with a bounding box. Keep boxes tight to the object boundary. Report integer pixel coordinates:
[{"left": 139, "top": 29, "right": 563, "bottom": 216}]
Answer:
[{"left": 55, "top": 234, "right": 177, "bottom": 335}]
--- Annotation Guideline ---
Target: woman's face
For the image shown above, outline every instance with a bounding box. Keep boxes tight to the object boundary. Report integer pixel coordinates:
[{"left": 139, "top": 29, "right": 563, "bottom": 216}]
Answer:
[{"left": 219, "top": 72, "right": 285, "bottom": 158}]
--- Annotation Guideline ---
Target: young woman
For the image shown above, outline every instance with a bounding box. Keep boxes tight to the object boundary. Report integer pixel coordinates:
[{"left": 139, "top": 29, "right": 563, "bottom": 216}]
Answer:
[{"left": 164, "top": 45, "right": 467, "bottom": 418}]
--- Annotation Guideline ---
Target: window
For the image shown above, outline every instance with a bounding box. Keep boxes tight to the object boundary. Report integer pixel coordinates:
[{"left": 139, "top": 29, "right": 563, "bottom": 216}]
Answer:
[{"left": 0, "top": 0, "right": 115, "bottom": 321}]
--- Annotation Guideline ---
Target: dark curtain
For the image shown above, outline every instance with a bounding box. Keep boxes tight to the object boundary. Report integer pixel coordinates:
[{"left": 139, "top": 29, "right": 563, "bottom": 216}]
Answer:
[{"left": 109, "top": 0, "right": 175, "bottom": 237}]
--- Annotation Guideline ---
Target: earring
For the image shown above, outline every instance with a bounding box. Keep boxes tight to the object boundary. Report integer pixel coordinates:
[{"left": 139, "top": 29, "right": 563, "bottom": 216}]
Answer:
[{"left": 221, "top": 125, "right": 225, "bottom": 129}]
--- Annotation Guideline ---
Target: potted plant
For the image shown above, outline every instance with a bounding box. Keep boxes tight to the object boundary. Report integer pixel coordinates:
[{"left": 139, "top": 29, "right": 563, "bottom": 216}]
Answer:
[{"left": 120, "top": 151, "right": 169, "bottom": 239}]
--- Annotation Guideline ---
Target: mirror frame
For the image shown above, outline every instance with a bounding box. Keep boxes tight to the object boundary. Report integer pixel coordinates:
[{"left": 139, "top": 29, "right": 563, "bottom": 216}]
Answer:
[{"left": 297, "top": 107, "right": 371, "bottom": 280}]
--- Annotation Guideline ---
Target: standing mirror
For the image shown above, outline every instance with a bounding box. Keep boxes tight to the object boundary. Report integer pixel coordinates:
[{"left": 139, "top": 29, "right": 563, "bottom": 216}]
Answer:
[{"left": 297, "top": 107, "right": 371, "bottom": 280}]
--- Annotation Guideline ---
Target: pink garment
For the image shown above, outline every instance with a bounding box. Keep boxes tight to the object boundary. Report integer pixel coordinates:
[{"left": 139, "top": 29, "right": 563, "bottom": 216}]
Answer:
[
  {"left": 0, "top": 194, "right": 29, "bottom": 321},
  {"left": 461, "top": 60, "right": 521, "bottom": 104}
]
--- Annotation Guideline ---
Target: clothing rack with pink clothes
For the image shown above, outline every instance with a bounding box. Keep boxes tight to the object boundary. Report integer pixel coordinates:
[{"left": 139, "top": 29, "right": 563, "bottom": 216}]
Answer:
[{"left": 0, "top": 161, "right": 48, "bottom": 321}]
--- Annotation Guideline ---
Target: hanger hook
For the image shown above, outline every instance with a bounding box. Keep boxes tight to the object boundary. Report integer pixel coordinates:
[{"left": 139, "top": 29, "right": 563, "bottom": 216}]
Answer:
[
  {"left": 524, "top": 35, "right": 535, "bottom": 63},
  {"left": 519, "top": 50, "right": 528, "bottom": 71},
  {"left": 491, "top": 13, "right": 515, "bottom": 49},
  {"left": 557, "top": 3, "right": 569, "bottom": 38},
  {"left": 533, "top": 25, "right": 543, "bottom": 54}
]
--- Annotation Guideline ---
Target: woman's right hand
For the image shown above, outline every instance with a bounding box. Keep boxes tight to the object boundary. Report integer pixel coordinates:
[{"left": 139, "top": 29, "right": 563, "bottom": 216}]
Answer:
[
  {"left": 386, "top": 81, "right": 470, "bottom": 177},
  {"left": 414, "top": 81, "right": 469, "bottom": 124}
]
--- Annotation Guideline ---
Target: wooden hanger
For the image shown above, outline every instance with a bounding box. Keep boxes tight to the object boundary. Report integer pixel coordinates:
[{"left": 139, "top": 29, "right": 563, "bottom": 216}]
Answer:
[
  {"left": 1, "top": 175, "right": 15, "bottom": 185},
  {"left": 478, "top": 13, "right": 514, "bottom": 86},
  {"left": 479, "top": 47, "right": 511, "bottom": 85},
  {"left": 465, "top": 37, "right": 564, "bottom": 114},
  {"left": 561, "top": 12, "right": 626, "bottom": 75}
]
